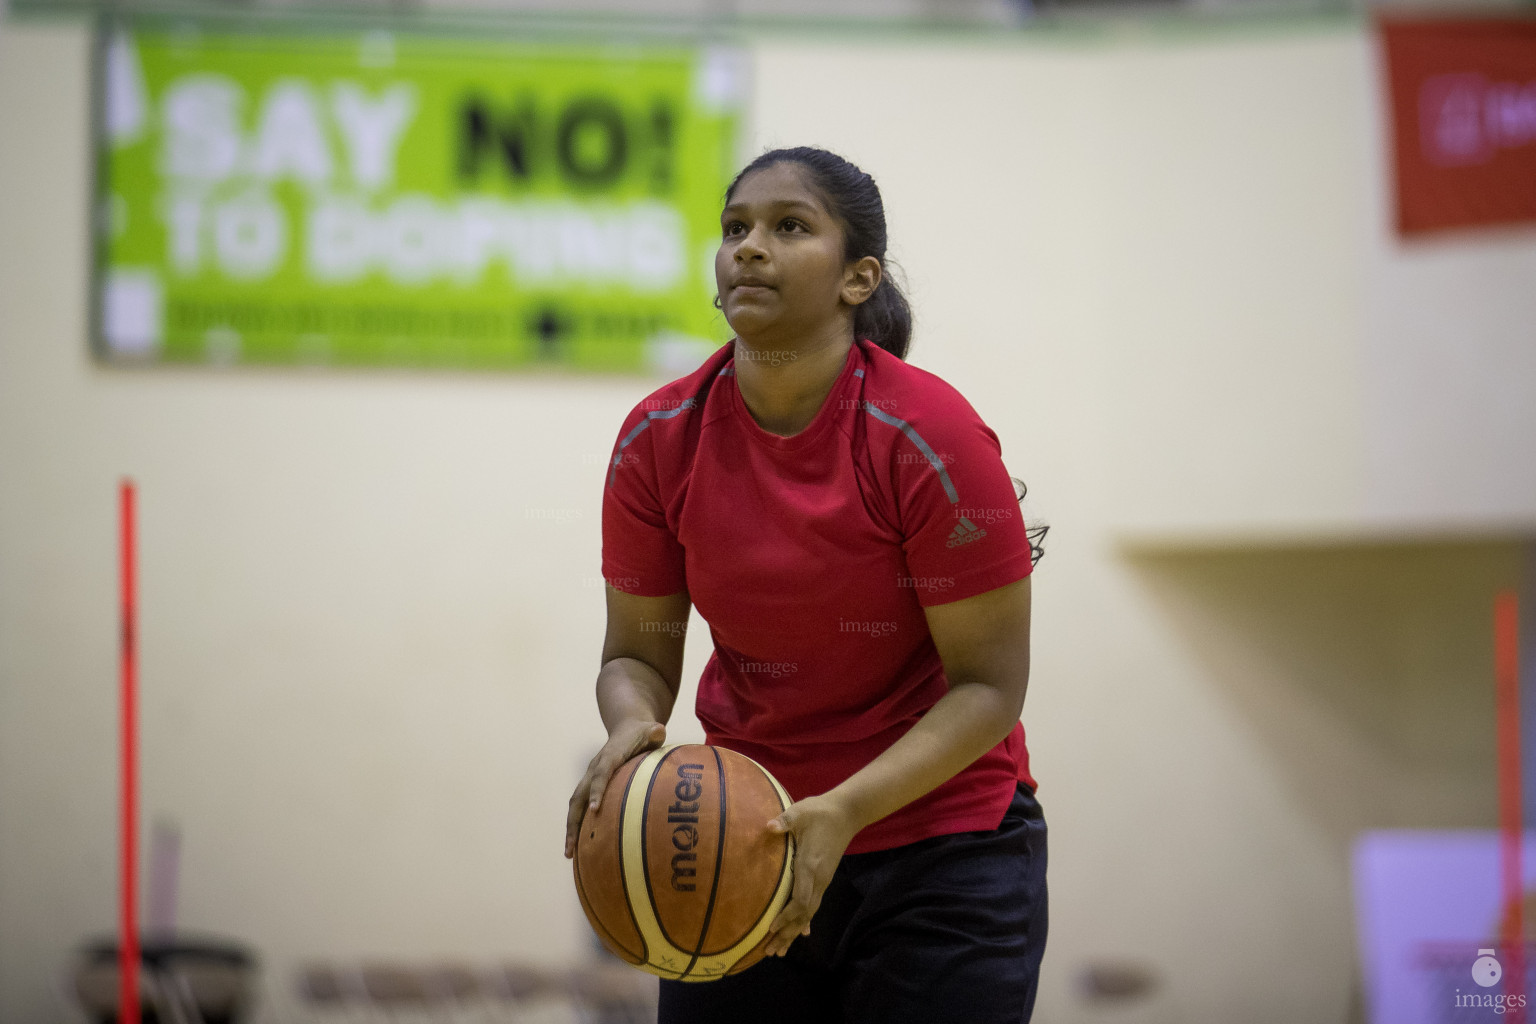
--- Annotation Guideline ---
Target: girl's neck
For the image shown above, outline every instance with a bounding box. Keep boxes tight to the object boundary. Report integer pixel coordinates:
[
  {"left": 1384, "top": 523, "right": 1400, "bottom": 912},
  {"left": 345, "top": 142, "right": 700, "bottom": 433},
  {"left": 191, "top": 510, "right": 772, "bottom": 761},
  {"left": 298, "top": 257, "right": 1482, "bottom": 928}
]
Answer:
[{"left": 733, "top": 324, "right": 855, "bottom": 438}]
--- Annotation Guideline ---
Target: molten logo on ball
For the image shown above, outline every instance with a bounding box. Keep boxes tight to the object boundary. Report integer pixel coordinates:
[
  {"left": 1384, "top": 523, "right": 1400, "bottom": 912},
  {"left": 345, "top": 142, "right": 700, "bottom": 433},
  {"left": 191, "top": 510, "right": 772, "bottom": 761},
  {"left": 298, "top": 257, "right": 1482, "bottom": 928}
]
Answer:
[{"left": 668, "top": 762, "right": 704, "bottom": 892}]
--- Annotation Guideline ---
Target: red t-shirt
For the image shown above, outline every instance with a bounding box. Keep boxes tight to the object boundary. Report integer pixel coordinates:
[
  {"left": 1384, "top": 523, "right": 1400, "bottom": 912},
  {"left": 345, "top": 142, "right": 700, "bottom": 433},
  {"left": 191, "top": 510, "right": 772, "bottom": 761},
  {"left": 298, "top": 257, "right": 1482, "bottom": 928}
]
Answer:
[{"left": 602, "top": 338, "right": 1035, "bottom": 853}]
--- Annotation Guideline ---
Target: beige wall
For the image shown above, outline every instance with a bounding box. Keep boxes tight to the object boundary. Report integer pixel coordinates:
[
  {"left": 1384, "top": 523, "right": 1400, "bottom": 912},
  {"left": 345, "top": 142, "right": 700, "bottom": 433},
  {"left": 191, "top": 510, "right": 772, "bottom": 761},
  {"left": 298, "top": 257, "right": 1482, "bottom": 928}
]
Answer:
[{"left": 3, "top": 17, "right": 1533, "bottom": 1024}]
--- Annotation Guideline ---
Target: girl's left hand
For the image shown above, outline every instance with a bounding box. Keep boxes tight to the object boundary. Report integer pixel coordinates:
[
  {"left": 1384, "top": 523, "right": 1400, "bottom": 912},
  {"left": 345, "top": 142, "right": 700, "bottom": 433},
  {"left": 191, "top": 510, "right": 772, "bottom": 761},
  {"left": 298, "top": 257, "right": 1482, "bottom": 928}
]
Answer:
[{"left": 762, "top": 791, "right": 861, "bottom": 958}]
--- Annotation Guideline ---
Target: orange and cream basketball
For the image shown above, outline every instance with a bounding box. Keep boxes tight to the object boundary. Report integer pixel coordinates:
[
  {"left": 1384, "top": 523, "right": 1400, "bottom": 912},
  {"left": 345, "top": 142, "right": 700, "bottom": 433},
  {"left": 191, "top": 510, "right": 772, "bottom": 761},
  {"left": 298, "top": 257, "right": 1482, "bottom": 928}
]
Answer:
[{"left": 573, "top": 744, "right": 795, "bottom": 981}]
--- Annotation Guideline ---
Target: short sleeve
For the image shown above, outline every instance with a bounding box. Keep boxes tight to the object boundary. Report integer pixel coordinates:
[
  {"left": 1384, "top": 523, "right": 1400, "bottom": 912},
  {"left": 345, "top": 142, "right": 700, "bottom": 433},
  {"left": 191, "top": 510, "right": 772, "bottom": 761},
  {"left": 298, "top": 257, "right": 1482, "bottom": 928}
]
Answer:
[
  {"left": 892, "top": 406, "right": 1033, "bottom": 607},
  {"left": 601, "top": 408, "right": 688, "bottom": 597}
]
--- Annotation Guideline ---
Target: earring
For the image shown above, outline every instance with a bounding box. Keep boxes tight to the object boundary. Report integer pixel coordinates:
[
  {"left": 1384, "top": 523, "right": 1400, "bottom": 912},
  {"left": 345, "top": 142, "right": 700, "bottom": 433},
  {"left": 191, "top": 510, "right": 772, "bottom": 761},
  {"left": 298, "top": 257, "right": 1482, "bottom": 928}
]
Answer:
[{"left": 712, "top": 295, "right": 722, "bottom": 309}]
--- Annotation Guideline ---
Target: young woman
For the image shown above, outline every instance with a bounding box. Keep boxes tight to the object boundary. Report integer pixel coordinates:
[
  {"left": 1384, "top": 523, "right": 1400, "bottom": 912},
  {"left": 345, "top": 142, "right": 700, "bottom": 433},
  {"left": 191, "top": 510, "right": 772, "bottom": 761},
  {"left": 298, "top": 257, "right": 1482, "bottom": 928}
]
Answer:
[{"left": 563, "top": 147, "right": 1046, "bottom": 1024}]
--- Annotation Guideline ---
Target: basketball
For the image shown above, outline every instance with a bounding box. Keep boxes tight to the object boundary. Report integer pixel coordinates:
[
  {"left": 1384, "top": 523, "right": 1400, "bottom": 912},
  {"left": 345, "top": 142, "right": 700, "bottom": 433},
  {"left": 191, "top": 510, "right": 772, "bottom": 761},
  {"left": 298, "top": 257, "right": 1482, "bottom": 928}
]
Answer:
[{"left": 573, "top": 743, "right": 795, "bottom": 981}]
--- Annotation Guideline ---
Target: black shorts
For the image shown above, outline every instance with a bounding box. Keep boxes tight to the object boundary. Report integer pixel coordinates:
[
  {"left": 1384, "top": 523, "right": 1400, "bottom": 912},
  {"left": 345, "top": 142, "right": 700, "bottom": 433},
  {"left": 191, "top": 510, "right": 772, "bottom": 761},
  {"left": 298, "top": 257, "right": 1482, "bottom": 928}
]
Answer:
[{"left": 658, "top": 783, "right": 1048, "bottom": 1024}]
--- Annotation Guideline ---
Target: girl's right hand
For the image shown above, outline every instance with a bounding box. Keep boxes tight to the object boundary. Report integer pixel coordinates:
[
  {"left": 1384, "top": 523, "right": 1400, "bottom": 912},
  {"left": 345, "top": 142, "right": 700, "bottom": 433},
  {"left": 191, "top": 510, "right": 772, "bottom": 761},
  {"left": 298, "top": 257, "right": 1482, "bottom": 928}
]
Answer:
[{"left": 564, "top": 719, "right": 668, "bottom": 859}]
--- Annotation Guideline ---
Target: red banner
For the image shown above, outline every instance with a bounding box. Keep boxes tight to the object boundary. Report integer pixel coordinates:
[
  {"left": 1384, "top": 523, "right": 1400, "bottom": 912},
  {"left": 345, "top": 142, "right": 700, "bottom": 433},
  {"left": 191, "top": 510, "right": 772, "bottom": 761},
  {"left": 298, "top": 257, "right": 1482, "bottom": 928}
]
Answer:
[{"left": 1380, "top": 16, "right": 1536, "bottom": 236}]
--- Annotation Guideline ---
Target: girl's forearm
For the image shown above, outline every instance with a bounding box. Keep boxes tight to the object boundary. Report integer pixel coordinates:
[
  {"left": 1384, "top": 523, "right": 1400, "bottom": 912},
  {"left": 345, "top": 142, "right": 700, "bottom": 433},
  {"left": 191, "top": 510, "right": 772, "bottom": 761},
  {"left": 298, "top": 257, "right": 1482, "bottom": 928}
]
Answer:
[
  {"left": 829, "top": 678, "right": 1025, "bottom": 832},
  {"left": 595, "top": 656, "right": 676, "bottom": 734}
]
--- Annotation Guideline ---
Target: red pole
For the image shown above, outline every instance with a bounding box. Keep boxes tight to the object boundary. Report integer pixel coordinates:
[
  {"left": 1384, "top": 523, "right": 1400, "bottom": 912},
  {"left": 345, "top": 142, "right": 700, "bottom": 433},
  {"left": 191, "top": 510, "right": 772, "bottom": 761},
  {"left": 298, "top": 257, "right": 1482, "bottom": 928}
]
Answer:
[
  {"left": 119, "top": 480, "right": 140, "bottom": 1024},
  {"left": 1496, "top": 590, "right": 1523, "bottom": 1020}
]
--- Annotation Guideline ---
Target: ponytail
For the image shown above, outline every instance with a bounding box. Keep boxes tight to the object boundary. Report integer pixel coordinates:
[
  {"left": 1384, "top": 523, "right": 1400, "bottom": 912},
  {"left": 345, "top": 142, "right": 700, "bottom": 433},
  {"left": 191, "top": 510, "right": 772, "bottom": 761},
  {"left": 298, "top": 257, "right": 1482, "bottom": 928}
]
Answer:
[{"left": 855, "top": 274, "right": 912, "bottom": 361}]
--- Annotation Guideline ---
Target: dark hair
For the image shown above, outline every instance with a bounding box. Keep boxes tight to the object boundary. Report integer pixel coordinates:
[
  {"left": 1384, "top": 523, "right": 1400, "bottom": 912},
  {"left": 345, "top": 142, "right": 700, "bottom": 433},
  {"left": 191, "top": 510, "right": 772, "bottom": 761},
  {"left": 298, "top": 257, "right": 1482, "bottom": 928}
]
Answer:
[
  {"left": 1013, "top": 478, "right": 1049, "bottom": 567},
  {"left": 724, "top": 147, "right": 913, "bottom": 361}
]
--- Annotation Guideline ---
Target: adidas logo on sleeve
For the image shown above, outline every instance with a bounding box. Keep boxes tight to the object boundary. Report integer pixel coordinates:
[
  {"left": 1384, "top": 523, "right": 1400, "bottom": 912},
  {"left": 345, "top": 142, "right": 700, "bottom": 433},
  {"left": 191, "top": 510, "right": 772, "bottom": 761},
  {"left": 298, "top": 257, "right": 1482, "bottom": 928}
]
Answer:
[{"left": 946, "top": 517, "right": 987, "bottom": 549}]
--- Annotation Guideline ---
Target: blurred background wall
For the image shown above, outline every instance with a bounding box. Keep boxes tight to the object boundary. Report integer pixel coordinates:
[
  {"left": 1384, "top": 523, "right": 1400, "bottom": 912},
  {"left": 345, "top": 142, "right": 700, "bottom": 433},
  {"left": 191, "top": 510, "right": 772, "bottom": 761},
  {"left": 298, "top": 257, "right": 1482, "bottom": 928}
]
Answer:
[{"left": 2, "top": 9, "right": 1534, "bottom": 1023}]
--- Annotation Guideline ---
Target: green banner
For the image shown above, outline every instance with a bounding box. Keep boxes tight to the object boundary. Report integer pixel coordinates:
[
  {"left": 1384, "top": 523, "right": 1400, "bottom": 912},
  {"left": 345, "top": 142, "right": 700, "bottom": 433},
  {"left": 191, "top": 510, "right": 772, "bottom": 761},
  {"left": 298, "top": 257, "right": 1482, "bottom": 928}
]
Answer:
[{"left": 95, "top": 24, "right": 745, "bottom": 372}]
